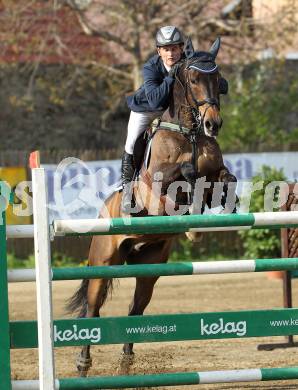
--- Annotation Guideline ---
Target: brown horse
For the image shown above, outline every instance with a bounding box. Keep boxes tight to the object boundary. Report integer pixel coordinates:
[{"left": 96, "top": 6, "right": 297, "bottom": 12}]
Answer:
[{"left": 67, "top": 37, "right": 237, "bottom": 376}]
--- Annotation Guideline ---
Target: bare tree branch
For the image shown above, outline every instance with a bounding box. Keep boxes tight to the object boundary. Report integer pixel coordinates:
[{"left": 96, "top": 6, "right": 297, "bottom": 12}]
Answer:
[
  {"left": 64, "top": 0, "right": 93, "bottom": 11},
  {"left": 89, "top": 61, "right": 133, "bottom": 80},
  {"left": 150, "top": 2, "right": 200, "bottom": 26},
  {"left": 74, "top": 10, "right": 135, "bottom": 53},
  {"left": 198, "top": 18, "right": 242, "bottom": 34},
  {"left": 100, "top": 94, "right": 124, "bottom": 129},
  {"left": 118, "top": 0, "right": 140, "bottom": 26},
  {"left": 188, "top": 0, "right": 209, "bottom": 21}
]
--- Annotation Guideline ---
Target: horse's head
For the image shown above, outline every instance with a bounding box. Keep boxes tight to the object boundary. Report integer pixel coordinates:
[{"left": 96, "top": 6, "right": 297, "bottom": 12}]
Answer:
[{"left": 174, "top": 37, "right": 227, "bottom": 137}]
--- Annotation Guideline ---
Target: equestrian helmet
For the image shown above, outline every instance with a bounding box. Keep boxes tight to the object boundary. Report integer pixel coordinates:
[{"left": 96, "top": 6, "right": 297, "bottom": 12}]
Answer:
[{"left": 156, "top": 26, "right": 184, "bottom": 47}]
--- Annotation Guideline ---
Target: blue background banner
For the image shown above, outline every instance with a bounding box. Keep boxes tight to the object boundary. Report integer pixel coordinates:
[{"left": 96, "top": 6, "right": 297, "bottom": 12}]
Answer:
[{"left": 43, "top": 152, "right": 298, "bottom": 220}]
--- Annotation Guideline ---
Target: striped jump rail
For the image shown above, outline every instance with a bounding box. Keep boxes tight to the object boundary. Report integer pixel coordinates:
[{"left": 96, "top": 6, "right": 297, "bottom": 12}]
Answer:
[
  {"left": 12, "top": 366, "right": 298, "bottom": 389},
  {"left": 6, "top": 219, "right": 295, "bottom": 240},
  {"left": 53, "top": 211, "right": 298, "bottom": 236},
  {"left": 7, "top": 211, "right": 298, "bottom": 240},
  {"left": 7, "top": 257, "right": 298, "bottom": 283},
  {"left": 6, "top": 225, "right": 34, "bottom": 238}
]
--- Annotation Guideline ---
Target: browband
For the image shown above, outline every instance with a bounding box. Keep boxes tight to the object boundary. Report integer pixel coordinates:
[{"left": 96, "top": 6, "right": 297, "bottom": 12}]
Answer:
[{"left": 188, "top": 64, "right": 218, "bottom": 74}]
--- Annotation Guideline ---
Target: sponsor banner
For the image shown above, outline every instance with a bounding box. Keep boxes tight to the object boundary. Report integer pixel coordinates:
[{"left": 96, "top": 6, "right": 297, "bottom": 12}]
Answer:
[
  {"left": 43, "top": 159, "right": 120, "bottom": 221},
  {"left": 223, "top": 151, "right": 298, "bottom": 181},
  {"left": 10, "top": 309, "right": 298, "bottom": 348},
  {"left": 42, "top": 152, "right": 298, "bottom": 220},
  {"left": 2, "top": 152, "right": 296, "bottom": 222},
  {"left": 0, "top": 167, "right": 31, "bottom": 225}
]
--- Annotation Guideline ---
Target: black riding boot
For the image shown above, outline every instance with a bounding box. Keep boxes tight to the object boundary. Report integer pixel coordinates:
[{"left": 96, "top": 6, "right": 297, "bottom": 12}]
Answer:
[{"left": 121, "top": 152, "right": 135, "bottom": 213}]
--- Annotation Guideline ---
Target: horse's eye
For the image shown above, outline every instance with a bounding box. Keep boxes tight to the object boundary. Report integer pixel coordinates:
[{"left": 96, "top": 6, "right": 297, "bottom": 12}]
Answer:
[{"left": 190, "top": 78, "right": 197, "bottom": 84}]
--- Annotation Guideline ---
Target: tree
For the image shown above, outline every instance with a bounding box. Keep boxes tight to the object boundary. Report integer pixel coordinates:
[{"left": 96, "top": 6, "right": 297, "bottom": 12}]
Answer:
[
  {"left": 0, "top": 0, "right": 124, "bottom": 141},
  {"left": 1, "top": 0, "right": 297, "bottom": 149},
  {"left": 0, "top": 0, "right": 113, "bottom": 107},
  {"left": 63, "top": 0, "right": 258, "bottom": 90},
  {"left": 3, "top": 0, "right": 298, "bottom": 92},
  {"left": 251, "top": 0, "right": 298, "bottom": 59},
  {"left": 238, "top": 166, "right": 286, "bottom": 259},
  {"left": 219, "top": 60, "right": 298, "bottom": 153}
]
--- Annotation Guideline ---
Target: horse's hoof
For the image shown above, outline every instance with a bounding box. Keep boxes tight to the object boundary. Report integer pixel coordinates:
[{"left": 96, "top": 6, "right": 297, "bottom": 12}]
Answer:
[
  {"left": 224, "top": 174, "right": 237, "bottom": 184},
  {"left": 76, "top": 354, "right": 92, "bottom": 376},
  {"left": 77, "top": 368, "right": 88, "bottom": 377},
  {"left": 122, "top": 343, "right": 135, "bottom": 356},
  {"left": 118, "top": 352, "right": 135, "bottom": 374},
  {"left": 122, "top": 350, "right": 135, "bottom": 357}
]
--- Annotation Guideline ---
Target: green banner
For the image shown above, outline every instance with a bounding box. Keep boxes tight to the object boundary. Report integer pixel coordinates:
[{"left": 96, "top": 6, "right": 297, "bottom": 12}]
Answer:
[{"left": 10, "top": 308, "right": 298, "bottom": 349}]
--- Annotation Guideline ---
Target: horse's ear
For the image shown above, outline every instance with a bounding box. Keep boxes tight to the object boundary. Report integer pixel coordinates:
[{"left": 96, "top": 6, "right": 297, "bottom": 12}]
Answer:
[
  {"left": 209, "top": 37, "right": 221, "bottom": 58},
  {"left": 184, "top": 37, "right": 195, "bottom": 59}
]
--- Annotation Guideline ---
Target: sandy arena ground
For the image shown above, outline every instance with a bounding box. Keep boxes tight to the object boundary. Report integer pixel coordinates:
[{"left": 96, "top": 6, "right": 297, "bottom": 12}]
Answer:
[{"left": 9, "top": 272, "right": 298, "bottom": 389}]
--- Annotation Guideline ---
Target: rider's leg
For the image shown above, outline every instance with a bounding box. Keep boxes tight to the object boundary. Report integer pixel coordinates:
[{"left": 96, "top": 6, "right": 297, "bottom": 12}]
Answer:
[{"left": 122, "top": 110, "right": 162, "bottom": 213}]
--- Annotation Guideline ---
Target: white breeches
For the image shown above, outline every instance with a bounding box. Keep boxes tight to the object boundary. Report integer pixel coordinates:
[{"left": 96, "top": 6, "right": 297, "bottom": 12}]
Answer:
[{"left": 125, "top": 110, "right": 163, "bottom": 155}]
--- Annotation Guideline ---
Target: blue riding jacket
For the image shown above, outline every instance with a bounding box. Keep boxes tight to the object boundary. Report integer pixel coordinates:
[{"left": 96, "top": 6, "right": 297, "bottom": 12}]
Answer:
[{"left": 126, "top": 55, "right": 175, "bottom": 113}]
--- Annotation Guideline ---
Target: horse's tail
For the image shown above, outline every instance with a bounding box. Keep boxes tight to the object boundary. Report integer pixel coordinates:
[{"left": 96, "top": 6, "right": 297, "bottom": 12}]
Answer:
[
  {"left": 65, "top": 277, "right": 114, "bottom": 318},
  {"left": 65, "top": 279, "right": 89, "bottom": 318}
]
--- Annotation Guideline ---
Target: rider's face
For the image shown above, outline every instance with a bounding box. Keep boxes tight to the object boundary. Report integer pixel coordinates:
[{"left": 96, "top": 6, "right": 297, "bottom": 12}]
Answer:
[{"left": 157, "top": 44, "right": 183, "bottom": 68}]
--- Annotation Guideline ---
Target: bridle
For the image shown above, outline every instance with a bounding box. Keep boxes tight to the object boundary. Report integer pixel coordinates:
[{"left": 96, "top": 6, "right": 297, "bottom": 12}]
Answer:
[
  {"left": 172, "top": 58, "right": 221, "bottom": 206},
  {"left": 175, "top": 58, "right": 220, "bottom": 134}
]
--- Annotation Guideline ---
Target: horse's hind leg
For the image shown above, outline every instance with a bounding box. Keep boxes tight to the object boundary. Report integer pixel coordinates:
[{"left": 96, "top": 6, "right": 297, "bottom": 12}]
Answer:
[
  {"left": 76, "top": 235, "right": 125, "bottom": 376},
  {"left": 123, "top": 276, "right": 159, "bottom": 355}
]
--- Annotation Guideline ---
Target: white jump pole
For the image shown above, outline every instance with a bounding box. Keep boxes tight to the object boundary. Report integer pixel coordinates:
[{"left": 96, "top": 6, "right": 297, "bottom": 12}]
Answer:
[
  {"left": 6, "top": 224, "right": 34, "bottom": 238},
  {"left": 31, "top": 152, "right": 56, "bottom": 390}
]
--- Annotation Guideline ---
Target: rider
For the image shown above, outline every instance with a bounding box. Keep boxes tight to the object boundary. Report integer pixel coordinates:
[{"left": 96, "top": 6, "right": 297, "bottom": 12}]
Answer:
[{"left": 121, "top": 25, "right": 185, "bottom": 212}]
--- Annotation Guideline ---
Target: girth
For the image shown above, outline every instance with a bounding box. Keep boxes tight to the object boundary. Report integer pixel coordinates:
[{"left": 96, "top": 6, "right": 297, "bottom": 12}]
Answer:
[{"left": 156, "top": 121, "right": 199, "bottom": 174}]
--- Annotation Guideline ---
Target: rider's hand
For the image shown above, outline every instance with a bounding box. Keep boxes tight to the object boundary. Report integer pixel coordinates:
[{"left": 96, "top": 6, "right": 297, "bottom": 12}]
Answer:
[{"left": 168, "top": 63, "right": 181, "bottom": 79}]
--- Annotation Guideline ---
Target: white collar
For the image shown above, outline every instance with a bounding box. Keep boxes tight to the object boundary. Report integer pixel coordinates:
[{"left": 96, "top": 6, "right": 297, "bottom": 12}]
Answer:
[{"left": 163, "top": 63, "right": 171, "bottom": 72}]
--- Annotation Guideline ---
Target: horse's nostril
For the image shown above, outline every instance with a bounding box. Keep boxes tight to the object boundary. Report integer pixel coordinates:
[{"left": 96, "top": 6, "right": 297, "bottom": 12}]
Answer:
[
  {"left": 205, "top": 120, "right": 212, "bottom": 130},
  {"left": 204, "top": 120, "right": 220, "bottom": 135},
  {"left": 213, "top": 123, "right": 219, "bottom": 132}
]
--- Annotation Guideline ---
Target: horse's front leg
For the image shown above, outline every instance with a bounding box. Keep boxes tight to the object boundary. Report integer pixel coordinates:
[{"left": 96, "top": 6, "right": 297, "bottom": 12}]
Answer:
[
  {"left": 181, "top": 162, "right": 198, "bottom": 209},
  {"left": 219, "top": 166, "right": 238, "bottom": 213}
]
